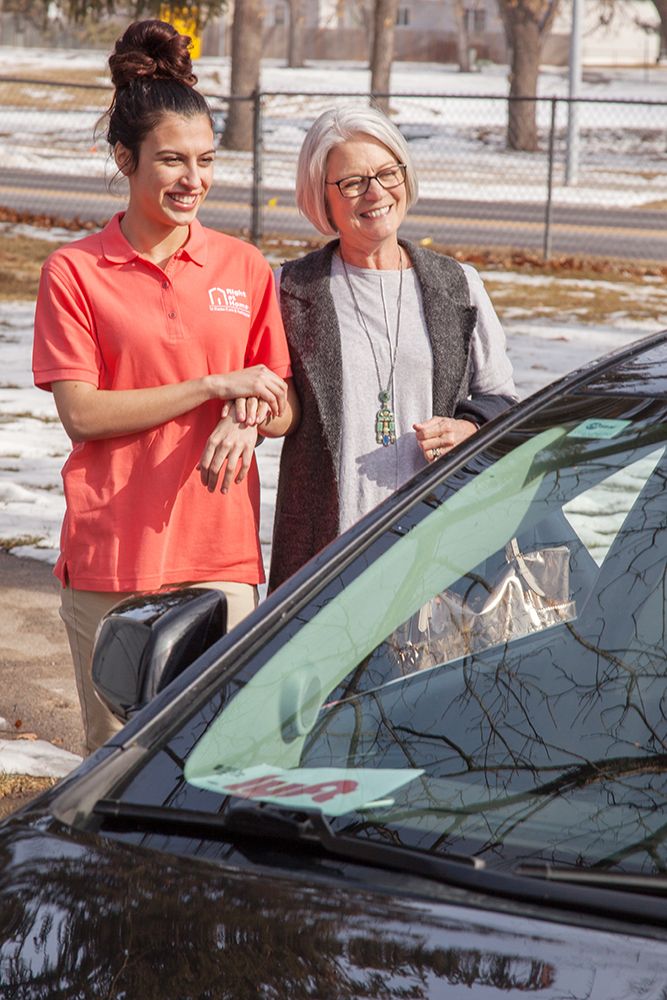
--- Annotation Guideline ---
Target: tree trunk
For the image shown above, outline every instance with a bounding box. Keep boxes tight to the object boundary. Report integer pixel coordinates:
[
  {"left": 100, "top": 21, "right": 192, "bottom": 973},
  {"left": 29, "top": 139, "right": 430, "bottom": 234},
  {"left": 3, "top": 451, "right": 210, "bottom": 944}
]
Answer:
[
  {"left": 506, "top": 16, "right": 541, "bottom": 151},
  {"left": 370, "top": 0, "right": 398, "bottom": 114},
  {"left": 651, "top": 0, "right": 667, "bottom": 60},
  {"left": 222, "top": 0, "right": 263, "bottom": 152},
  {"left": 496, "top": 0, "right": 560, "bottom": 152},
  {"left": 452, "top": 0, "right": 471, "bottom": 72},
  {"left": 286, "top": 0, "right": 305, "bottom": 68}
]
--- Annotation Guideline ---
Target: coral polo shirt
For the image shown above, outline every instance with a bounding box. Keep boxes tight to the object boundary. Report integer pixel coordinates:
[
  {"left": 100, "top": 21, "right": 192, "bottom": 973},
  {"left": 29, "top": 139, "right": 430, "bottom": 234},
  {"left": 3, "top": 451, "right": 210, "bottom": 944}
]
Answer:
[{"left": 32, "top": 214, "right": 292, "bottom": 591}]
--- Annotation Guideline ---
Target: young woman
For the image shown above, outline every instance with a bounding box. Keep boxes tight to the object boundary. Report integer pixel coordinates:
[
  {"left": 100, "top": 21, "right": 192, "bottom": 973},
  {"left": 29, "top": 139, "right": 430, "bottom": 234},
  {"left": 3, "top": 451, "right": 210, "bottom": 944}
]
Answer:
[{"left": 32, "top": 19, "right": 298, "bottom": 753}]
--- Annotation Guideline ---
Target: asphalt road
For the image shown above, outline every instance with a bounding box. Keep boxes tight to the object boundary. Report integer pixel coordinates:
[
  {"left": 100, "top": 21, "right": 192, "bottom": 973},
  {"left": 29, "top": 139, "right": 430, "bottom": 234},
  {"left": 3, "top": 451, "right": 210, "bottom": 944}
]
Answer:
[{"left": 2, "top": 168, "right": 666, "bottom": 262}]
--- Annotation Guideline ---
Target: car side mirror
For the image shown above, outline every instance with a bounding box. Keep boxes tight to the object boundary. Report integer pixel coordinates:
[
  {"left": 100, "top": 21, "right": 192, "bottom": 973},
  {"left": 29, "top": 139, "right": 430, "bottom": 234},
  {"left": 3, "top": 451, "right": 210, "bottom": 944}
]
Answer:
[{"left": 91, "top": 588, "right": 227, "bottom": 722}]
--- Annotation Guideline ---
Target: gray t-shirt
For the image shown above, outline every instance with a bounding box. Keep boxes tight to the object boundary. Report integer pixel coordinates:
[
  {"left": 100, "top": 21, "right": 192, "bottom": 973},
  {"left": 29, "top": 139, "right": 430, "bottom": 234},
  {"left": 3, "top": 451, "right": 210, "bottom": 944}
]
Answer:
[{"left": 275, "top": 255, "right": 515, "bottom": 533}]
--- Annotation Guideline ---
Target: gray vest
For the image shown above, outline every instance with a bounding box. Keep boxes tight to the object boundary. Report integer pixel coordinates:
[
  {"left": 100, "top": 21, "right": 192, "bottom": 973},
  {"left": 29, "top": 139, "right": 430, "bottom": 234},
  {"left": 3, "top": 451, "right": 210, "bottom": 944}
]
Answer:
[{"left": 269, "top": 239, "right": 478, "bottom": 591}]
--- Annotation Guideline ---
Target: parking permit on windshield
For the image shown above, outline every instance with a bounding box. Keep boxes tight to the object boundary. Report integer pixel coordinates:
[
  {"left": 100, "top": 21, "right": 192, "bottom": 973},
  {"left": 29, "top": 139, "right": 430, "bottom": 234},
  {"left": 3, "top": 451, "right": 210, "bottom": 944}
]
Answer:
[
  {"left": 568, "top": 418, "right": 631, "bottom": 439},
  {"left": 186, "top": 764, "right": 424, "bottom": 817}
]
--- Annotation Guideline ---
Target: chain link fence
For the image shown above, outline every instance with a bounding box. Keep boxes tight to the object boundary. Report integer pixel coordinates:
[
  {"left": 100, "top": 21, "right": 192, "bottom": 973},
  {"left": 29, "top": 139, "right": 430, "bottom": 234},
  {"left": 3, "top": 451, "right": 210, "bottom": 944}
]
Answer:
[{"left": 1, "top": 76, "right": 666, "bottom": 263}]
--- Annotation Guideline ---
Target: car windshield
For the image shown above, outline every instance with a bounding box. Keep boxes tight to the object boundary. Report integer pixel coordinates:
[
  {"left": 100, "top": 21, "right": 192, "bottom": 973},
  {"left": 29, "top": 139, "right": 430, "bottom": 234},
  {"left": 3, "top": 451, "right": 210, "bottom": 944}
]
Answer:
[{"left": 116, "top": 386, "right": 667, "bottom": 877}]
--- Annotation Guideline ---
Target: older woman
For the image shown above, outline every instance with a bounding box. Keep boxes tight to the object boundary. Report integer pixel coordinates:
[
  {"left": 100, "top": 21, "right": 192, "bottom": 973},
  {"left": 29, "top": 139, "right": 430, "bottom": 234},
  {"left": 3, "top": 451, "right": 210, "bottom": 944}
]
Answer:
[{"left": 268, "top": 104, "right": 518, "bottom": 591}]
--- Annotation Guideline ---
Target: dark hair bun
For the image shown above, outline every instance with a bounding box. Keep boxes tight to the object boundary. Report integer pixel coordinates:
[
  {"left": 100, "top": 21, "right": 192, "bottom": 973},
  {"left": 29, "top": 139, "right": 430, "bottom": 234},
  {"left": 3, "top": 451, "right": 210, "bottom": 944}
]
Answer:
[{"left": 109, "top": 19, "right": 197, "bottom": 89}]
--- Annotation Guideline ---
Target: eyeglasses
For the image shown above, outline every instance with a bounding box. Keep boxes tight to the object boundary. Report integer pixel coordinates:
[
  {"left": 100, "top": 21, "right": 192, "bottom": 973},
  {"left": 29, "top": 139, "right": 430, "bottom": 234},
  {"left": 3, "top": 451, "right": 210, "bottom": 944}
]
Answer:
[{"left": 325, "top": 163, "right": 407, "bottom": 199}]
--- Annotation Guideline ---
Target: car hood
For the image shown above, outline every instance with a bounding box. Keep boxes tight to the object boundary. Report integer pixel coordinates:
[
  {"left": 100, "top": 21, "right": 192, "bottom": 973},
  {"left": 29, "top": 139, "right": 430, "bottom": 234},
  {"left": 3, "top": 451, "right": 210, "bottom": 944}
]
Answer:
[{"left": 1, "top": 816, "right": 667, "bottom": 999}]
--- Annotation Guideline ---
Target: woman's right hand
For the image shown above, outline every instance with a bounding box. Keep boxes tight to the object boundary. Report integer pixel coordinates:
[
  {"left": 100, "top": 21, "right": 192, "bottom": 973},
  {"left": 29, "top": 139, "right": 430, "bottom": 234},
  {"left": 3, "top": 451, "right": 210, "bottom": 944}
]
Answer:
[{"left": 209, "top": 365, "right": 288, "bottom": 420}]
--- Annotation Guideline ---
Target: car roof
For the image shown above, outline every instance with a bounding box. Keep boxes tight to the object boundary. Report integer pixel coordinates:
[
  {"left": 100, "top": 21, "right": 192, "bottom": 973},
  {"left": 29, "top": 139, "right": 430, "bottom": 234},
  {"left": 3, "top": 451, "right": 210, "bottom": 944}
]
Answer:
[{"left": 574, "top": 337, "right": 667, "bottom": 398}]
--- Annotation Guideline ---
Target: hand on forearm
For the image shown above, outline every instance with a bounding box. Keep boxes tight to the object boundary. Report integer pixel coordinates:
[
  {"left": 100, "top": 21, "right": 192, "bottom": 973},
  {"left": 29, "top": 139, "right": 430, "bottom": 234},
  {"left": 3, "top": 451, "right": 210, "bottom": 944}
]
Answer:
[
  {"left": 220, "top": 396, "right": 272, "bottom": 427},
  {"left": 223, "top": 380, "right": 300, "bottom": 438},
  {"left": 52, "top": 366, "right": 289, "bottom": 444},
  {"left": 207, "top": 365, "right": 288, "bottom": 420}
]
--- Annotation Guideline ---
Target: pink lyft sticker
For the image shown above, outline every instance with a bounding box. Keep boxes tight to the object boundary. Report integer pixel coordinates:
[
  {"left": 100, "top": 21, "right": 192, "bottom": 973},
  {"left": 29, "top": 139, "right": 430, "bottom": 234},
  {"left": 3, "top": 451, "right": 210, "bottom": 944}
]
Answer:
[{"left": 186, "top": 763, "right": 424, "bottom": 817}]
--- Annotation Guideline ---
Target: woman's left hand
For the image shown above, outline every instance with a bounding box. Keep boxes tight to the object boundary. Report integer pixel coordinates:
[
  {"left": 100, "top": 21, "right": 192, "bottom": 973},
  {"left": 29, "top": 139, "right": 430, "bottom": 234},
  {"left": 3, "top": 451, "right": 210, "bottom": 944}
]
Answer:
[
  {"left": 197, "top": 410, "right": 259, "bottom": 493},
  {"left": 413, "top": 415, "right": 478, "bottom": 463},
  {"left": 219, "top": 396, "right": 272, "bottom": 428}
]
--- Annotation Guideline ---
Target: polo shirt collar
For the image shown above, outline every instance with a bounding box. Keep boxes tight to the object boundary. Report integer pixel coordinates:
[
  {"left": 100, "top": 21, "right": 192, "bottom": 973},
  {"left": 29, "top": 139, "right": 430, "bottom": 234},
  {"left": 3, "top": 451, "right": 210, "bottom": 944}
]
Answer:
[
  {"left": 101, "top": 213, "right": 208, "bottom": 267},
  {"left": 179, "top": 218, "right": 208, "bottom": 266}
]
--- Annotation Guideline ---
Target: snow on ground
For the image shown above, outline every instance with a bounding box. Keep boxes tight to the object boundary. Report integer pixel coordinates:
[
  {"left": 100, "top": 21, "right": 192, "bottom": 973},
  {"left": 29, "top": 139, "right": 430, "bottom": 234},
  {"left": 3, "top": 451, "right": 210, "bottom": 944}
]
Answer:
[
  {"left": 0, "top": 735, "right": 82, "bottom": 778},
  {"left": 6, "top": 43, "right": 667, "bottom": 100}
]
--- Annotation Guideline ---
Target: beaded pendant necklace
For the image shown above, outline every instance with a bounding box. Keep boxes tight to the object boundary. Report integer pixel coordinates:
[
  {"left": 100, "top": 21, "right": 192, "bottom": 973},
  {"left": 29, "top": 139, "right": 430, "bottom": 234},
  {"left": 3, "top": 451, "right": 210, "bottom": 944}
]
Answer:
[{"left": 340, "top": 247, "right": 403, "bottom": 447}]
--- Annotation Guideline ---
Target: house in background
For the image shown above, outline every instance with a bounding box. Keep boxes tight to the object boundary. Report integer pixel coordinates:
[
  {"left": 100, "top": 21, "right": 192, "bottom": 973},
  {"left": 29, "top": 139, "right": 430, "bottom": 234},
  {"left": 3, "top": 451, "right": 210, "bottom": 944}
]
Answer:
[
  {"left": 547, "top": 0, "right": 660, "bottom": 66},
  {"left": 208, "top": 0, "right": 661, "bottom": 69},
  {"left": 250, "top": 0, "right": 508, "bottom": 64}
]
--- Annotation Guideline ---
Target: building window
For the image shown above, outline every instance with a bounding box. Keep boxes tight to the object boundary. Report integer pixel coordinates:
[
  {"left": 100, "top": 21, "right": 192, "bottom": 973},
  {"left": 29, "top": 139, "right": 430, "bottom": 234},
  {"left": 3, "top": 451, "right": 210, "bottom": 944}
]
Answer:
[
  {"left": 396, "top": 8, "right": 409, "bottom": 26},
  {"left": 465, "top": 8, "right": 486, "bottom": 33},
  {"left": 274, "top": 2, "right": 286, "bottom": 26}
]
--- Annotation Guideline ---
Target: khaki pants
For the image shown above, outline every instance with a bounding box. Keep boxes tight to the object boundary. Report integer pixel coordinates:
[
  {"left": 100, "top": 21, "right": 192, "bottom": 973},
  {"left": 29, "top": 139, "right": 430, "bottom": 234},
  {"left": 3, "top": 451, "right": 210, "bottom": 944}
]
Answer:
[{"left": 60, "top": 581, "right": 258, "bottom": 755}]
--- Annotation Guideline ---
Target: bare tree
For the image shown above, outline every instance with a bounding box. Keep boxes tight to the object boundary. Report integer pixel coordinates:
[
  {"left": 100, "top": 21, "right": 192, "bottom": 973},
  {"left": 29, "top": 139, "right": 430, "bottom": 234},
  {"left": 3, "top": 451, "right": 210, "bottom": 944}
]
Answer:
[
  {"left": 286, "top": 0, "right": 305, "bottom": 68},
  {"left": 222, "top": 0, "right": 264, "bottom": 151},
  {"left": 647, "top": 0, "right": 667, "bottom": 59},
  {"left": 370, "top": 0, "right": 399, "bottom": 114},
  {"left": 1, "top": 0, "right": 43, "bottom": 21},
  {"left": 452, "top": 0, "right": 473, "bottom": 72},
  {"left": 495, "top": 0, "right": 561, "bottom": 151},
  {"left": 30, "top": 1, "right": 227, "bottom": 26}
]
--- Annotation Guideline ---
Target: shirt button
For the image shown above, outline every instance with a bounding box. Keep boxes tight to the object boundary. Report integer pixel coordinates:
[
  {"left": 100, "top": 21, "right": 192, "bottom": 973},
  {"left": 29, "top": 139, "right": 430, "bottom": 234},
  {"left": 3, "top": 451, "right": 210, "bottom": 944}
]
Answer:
[
  {"left": 162, "top": 280, "right": 169, "bottom": 290},
  {"left": 168, "top": 311, "right": 177, "bottom": 319}
]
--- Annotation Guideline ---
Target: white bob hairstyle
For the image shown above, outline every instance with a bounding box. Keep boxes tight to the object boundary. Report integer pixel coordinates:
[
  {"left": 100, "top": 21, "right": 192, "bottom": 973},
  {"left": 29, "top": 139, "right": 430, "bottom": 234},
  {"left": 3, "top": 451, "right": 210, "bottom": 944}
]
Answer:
[{"left": 295, "top": 104, "right": 419, "bottom": 236}]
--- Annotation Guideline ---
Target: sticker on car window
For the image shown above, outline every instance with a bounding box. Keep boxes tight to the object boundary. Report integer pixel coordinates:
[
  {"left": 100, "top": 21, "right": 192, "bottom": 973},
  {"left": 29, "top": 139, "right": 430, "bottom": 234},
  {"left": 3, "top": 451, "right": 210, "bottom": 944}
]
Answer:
[
  {"left": 186, "top": 763, "right": 424, "bottom": 817},
  {"left": 568, "top": 418, "right": 631, "bottom": 439}
]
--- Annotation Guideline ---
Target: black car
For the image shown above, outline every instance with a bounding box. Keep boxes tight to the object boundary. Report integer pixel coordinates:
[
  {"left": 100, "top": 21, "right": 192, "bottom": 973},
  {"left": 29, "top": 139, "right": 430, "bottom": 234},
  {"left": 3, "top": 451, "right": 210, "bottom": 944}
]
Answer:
[{"left": 3, "top": 330, "right": 667, "bottom": 999}]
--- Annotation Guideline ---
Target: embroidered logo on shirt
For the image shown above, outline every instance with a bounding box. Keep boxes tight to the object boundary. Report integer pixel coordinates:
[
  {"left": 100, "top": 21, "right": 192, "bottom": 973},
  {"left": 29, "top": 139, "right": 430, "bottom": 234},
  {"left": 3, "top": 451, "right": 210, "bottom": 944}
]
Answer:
[{"left": 208, "top": 287, "right": 250, "bottom": 317}]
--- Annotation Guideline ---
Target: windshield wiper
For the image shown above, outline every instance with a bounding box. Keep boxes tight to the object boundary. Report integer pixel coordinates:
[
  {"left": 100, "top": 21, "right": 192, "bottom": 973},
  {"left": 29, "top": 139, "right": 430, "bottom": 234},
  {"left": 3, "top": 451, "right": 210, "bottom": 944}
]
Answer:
[
  {"left": 515, "top": 861, "right": 667, "bottom": 896},
  {"left": 93, "top": 796, "right": 480, "bottom": 872},
  {"left": 93, "top": 797, "right": 310, "bottom": 841},
  {"left": 93, "top": 798, "right": 667, "bottom": 926}
]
